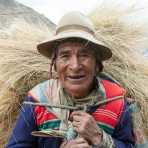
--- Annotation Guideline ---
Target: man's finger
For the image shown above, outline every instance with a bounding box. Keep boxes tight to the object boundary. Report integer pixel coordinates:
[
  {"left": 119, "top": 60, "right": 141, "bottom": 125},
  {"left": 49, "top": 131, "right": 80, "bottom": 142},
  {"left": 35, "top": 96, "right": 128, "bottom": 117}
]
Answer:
[
  {"left": 72, "top": 115, "right": 82, "bottom": 122},
  {"left": 72, "top": 120, "right": 81, "bottom": 127},
  {"left": 70, "top": 111, "right": 87, "bottom": 119},
  {"left": 75, "top": 137, "right": 88, "bottom": 143}
]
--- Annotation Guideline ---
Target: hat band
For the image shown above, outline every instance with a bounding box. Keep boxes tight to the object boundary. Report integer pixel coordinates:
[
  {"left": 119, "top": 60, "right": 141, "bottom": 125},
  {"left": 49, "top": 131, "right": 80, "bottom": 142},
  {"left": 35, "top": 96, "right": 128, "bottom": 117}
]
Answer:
[{"left": 56, "top": 24, "right": 95, "bottom": 36}]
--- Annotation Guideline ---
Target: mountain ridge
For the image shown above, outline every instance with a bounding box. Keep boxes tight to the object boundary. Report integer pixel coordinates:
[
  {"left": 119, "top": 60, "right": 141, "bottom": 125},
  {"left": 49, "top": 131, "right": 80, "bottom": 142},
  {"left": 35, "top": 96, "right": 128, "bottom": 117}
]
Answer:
[{"left": 0, "top": 0, "right": 55, "bottom": 41}]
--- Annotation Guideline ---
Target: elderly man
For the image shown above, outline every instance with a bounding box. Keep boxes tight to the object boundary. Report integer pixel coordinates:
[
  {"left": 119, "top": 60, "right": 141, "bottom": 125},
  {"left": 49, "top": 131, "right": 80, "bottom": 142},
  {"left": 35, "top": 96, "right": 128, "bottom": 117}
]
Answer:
[{"left": 7, "top": 11, "right": 135, "bottom": 148}]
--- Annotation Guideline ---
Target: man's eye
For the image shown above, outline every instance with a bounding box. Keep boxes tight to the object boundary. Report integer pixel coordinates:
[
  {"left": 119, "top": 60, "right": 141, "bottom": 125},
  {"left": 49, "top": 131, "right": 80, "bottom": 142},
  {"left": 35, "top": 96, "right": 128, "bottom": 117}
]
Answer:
[
  {"left": 58, "top": 54, "right": 69, "bottom": 59},
  {"left": 79, "top": 53, "right": 90, "bottom": 57}
]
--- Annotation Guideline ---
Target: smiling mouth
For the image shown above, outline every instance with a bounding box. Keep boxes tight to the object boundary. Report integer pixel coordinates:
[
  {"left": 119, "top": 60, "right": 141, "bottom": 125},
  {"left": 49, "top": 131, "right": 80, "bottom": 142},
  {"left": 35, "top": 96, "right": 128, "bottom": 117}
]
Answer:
[{"left": 67, "top": 75, "right": 86, "bottom": 80}]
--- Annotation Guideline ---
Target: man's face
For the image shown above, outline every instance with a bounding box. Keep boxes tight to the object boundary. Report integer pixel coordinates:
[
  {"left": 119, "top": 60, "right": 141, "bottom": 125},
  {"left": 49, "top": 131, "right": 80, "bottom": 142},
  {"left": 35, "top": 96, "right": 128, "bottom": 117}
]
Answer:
[{"left": 55, "top": 41, "right": 97, "bottom": 98}]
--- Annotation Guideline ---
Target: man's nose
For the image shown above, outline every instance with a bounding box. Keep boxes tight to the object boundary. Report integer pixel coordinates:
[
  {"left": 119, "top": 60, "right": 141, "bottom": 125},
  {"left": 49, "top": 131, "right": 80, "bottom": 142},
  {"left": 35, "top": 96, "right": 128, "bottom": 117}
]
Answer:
[{"left": 69, "top": 56, "right": 81, "bottom": 70}]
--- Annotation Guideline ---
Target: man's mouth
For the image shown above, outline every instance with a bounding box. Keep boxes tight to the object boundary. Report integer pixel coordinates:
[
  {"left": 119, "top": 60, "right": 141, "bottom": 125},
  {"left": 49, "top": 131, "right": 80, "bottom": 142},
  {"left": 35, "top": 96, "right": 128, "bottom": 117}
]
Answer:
[{"left": 67, "top": 75, "right": 86, "bottom": 81}]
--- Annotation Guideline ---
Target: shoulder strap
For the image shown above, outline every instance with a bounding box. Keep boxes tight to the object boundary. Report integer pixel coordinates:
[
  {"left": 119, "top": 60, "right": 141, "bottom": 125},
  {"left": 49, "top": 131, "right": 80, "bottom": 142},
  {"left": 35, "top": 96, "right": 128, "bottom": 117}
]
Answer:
[{"left": 98, "top": 72, "right": 120, "bottom": 85}]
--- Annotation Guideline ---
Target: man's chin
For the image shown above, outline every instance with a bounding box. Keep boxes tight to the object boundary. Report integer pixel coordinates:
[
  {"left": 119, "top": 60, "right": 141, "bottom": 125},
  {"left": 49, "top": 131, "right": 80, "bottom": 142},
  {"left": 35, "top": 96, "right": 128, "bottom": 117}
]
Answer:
[{"left": 64, "top": 84, "right": 88, "bottom": 98}]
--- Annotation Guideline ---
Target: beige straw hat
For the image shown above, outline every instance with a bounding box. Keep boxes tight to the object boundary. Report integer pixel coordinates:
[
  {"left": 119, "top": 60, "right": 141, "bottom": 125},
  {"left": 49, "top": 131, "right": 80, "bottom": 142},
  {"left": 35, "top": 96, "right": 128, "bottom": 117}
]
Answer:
[{"left": 37, "top": 11, "right": 112, "bottom": 61}]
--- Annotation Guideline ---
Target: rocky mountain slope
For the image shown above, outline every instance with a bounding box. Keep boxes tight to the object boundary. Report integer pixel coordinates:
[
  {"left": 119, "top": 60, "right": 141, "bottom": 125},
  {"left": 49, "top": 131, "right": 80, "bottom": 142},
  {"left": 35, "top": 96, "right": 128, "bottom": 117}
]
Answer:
[{"left": 0, "top": 0, "right": 55, "bottom": 41}]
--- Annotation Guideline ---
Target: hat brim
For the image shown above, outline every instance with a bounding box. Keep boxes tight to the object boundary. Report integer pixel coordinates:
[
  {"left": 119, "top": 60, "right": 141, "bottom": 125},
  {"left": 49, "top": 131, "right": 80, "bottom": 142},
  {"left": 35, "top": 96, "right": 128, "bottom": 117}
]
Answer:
[{"left": 37, "top": 30, "right": 112, "bottom": 61}]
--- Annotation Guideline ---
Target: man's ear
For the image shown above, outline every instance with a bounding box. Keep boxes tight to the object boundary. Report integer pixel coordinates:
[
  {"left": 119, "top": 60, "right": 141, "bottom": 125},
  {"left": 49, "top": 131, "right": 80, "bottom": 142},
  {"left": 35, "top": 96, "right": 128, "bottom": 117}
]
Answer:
[
  {"left": 54, "top": 60, "right": 57, "bottom": 71},
  {"left": 96, "top": 61, "right": 103, "bottom": 74},
  {"left": 95, "top": 65, "right": 100, "bottom": 75}
]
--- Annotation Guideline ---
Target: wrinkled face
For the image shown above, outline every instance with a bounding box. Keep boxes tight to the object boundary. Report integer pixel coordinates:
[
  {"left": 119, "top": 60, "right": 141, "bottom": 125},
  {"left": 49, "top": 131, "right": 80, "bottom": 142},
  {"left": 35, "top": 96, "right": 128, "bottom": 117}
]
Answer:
[{"left": 55, "top": 41, "right": 97, "bottom": 98}]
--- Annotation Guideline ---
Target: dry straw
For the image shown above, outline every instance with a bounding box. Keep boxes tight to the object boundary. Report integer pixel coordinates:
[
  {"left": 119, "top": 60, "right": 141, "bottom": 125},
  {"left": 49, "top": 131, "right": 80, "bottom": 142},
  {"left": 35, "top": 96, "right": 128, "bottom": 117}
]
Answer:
[
  {"left": 0, "top": 0, "right": 148, "bottom": 147},
  {"left": 89, "top": 0, "right": 148, "bottom": 137},
  {"left": 0, "top": 40, "right": 50, "bottom": 146}
]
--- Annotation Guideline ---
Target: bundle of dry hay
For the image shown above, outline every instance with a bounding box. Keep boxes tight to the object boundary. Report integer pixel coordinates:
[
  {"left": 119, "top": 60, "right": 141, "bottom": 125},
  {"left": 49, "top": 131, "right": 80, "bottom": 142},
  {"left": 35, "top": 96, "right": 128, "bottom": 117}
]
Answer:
[
  {"left": 0, "top": 0, "right": 148, "bottom": 147},
  {"left": 0, "top": 40, "right": 50, "bottom": 146},
  {"left": 89, "top": 0, "right": 148, "bottom": 138}
]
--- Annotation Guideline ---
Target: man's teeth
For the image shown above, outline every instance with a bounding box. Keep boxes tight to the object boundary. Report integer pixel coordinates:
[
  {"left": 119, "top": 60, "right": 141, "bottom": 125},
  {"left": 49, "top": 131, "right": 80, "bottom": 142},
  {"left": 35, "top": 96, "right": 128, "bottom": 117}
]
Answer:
[{"left": 69, "top": 76, "right": 84, "bottom": 79}]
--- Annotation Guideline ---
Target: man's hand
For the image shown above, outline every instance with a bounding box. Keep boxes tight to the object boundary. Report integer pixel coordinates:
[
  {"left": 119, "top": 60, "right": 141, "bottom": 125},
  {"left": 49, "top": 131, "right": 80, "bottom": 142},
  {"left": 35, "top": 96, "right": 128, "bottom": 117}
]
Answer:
[
  {"left": 70, "top": 111, "right": 102, "bottom": 145},
  {"left": 60, "top": 137, "right": 91, "bottom": 148}
]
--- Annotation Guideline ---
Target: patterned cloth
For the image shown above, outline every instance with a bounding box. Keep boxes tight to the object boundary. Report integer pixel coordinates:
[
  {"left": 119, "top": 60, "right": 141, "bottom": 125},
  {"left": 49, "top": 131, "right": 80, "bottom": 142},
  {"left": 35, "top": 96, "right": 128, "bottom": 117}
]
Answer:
[
  {"left": 28, "top": 77, "right": 125, "bottom": 147},
  {"left": 6, "top": 75, "right": 135, "bottom": 148}
]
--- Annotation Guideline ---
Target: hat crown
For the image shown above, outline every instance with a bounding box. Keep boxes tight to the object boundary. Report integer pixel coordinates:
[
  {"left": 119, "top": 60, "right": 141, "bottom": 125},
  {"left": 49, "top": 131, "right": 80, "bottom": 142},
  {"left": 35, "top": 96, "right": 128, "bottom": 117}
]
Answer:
[
  {"left": 56, "top": 11, "right": 95, "bottom": 33},
  {"left": 37, "top": 11, "right": 112, "bottom": 61}
]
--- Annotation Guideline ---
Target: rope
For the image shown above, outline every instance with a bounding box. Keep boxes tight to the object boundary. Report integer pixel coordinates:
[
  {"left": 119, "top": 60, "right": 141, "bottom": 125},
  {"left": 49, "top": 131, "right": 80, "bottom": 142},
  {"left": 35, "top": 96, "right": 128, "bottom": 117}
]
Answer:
[{"left": 24, "top": 95, "right": 124, "bottom": 111}]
